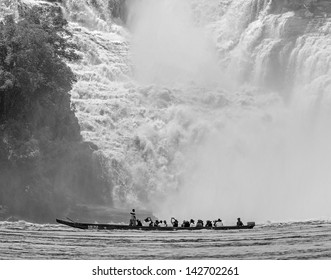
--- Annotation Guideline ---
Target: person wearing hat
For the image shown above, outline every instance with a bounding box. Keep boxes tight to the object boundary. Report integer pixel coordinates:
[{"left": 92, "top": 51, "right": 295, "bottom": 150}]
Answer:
[
  {"left": 129, "top": 209, "right": 137, "bottom": 226},
  {"left": 237, "top": 218, "right": 243, "bottom": 227},
  {"left": 215, "top": 218, "right": 223, "bottom": 227}
]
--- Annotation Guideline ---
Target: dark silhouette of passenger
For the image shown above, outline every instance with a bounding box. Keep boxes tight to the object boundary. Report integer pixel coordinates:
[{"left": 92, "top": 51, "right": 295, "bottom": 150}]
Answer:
[
  {"left": 196, "top": 219, "right": 204, "bottom": 227},
  {"left": 171, "top": 217, "right": 178, "bottom": 227},
  {"left": 205, "top": 220, "right": 213, "bottom": 227},
  {"left": 181, "top": 220, "right": 190, "bottom": 227}
]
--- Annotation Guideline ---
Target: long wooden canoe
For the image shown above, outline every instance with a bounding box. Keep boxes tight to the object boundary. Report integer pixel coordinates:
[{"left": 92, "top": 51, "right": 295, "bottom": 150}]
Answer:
[{"left": 56, "top": 218, "right": 255, "bottom": 231}]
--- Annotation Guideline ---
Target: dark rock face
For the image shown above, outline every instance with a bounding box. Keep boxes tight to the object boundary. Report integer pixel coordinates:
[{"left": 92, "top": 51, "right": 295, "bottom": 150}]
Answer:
[{"left": 0, "top": 136, "right": 111, "bottom": 222}]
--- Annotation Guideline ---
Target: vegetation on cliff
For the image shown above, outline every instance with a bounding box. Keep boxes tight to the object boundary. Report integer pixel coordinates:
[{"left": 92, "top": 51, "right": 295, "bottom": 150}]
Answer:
[{"left": 0, "top": 6, "right": 111, "bottom": 222}]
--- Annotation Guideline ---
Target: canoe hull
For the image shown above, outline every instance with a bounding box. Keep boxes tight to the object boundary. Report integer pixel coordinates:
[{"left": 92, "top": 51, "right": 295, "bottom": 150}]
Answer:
[{"left": 56, "top": 219, "right": 255, "bottom": 231}]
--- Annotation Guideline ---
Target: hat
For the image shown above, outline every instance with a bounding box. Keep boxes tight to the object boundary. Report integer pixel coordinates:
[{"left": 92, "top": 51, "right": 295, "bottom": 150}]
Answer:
[{"left": 130, "top": 209, "right": 135, "bottom": 215}]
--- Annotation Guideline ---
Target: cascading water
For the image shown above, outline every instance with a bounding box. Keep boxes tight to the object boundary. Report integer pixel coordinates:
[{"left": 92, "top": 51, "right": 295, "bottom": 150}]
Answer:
[
  {"left": 3, "top": 0, "right": 331, "bottom": 223},
  {"left": 124, "top": 0, "right": 331, "bottom": 223},
  {"left": 157, "top": 0, "right": 331, "bottom": 223}
]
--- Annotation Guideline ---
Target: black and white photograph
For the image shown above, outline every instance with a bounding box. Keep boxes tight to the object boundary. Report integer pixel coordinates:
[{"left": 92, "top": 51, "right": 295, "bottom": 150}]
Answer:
[{"left": 1, "top": 0, "right": 331, "bottom": 265}]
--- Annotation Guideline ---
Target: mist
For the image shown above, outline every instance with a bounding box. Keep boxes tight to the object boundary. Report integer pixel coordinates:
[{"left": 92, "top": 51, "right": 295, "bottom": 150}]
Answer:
[
  {"left": 158, "top": 96, "right": 331, "bottom": 224},
  {"left": 127, "top": 0, "right": 220, "bottom": 86}
]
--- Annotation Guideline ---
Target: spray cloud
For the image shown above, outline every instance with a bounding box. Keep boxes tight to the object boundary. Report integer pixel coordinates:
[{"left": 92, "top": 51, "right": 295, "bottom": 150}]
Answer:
[{"left": 128, "top": 0, "right": 220, "bottom": 86}]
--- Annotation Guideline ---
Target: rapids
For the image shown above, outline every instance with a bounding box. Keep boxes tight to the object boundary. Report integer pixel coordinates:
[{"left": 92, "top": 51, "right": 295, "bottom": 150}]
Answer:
[{"left": 2, "top": 0, "right": 331, "bottom": 224}]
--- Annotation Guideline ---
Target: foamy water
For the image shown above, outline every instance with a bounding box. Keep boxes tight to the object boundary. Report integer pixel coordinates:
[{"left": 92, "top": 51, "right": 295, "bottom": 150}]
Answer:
[{"left": 1, "top": 221, "right": 331, "bottom": 259}]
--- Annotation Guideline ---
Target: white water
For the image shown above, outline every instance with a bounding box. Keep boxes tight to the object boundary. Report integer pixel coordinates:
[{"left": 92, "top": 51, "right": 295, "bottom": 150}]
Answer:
[
  {"left": 3, "top": 0, "right": 331, "bottom": 224},
  {"left": 128, "top": 0, "right": 221, "bottom": 86}
]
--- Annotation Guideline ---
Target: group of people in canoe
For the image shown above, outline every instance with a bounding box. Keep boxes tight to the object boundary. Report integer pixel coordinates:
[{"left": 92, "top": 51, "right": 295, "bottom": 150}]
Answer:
[{"left": 129, "top": 209, "right": 244, "bottom": 228}]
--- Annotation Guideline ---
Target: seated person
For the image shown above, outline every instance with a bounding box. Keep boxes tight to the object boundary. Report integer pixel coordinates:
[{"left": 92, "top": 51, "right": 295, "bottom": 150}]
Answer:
[
  {"left": 237, "top": 218, "right": 244, "bottom": 227},
  {"left": 215, "top": 218, "right": 223, "bottom": 227},
  {"left": 205, "top": 220, "right": 213, "bottom": 227},
  {"left": 136, "top": 219, "right": 142, "bottom": 226},
  {"left": 185, "top": 221, "right": 190, "bottom": 227},
  {"left": 190, "top": 219, "right": 195, "bottom": 227},
  {"left": 171, "top": 217, "right": 179, "bottom": 227},
  {"left": 144, "top": 217, "right": 154, "bottom": 227},
  {"left": 163, "top": 220, "right": 168, "bottom": 227},
  {"left": 196, "top": 219, "right": 204, "bottom": 227},
  {"left": 154, "top": 220, "right": 160, "bottom": 227},
  {"left": 182, "top": 220, "right": 190, "bottom": 227}
]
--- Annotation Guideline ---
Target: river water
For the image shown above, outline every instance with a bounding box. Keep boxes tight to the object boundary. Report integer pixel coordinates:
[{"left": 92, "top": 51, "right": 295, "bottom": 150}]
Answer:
[{"left": 1, "top": 220, "right": 331, "bottom": 259}]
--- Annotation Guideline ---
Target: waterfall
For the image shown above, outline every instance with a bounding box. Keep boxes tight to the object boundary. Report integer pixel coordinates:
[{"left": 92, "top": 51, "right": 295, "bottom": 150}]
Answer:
[
  {"left": 3, "top": 0, "right": 331, "bottom": 222},
  {"left": 154, "top": 0, "right": 331, "bottom": 222}
]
